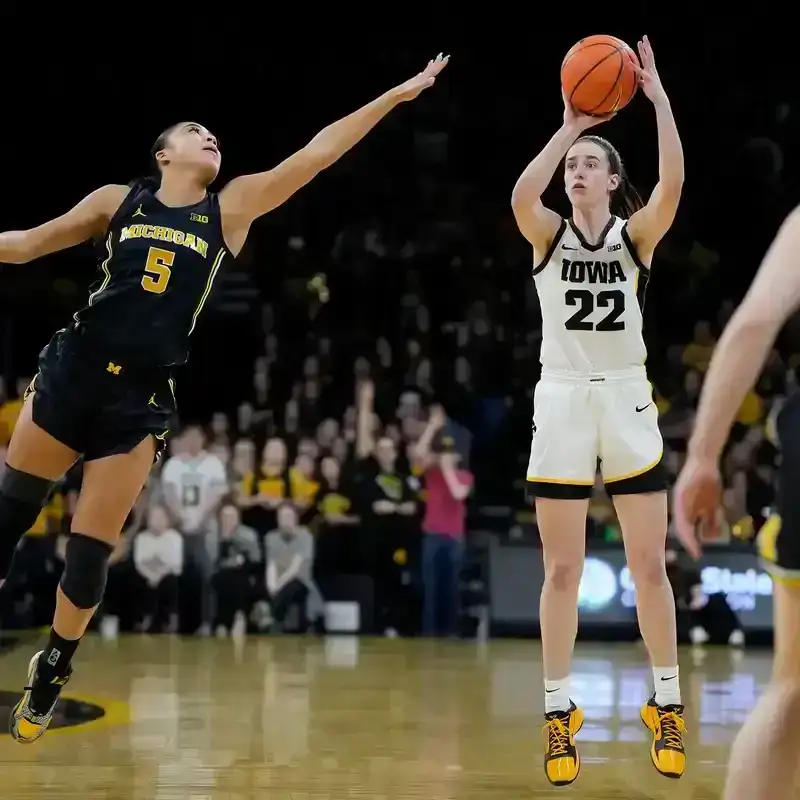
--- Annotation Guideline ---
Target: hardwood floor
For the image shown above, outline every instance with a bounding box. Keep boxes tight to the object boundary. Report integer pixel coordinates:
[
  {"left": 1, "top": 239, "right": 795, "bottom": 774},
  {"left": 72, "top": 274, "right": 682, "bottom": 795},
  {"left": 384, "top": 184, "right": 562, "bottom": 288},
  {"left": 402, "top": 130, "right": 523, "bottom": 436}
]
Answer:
[{"left": 0, "top": 634, "right": 755, "bottom": 798}]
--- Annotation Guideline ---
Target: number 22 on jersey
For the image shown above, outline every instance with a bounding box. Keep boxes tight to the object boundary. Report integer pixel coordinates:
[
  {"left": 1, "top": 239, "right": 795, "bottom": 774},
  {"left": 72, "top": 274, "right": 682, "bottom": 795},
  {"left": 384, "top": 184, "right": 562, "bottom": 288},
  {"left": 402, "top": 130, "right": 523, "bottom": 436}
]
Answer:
[
  {"left": 564, "top": 289, "right": 625, "bottom": 331},
  {"left": 141, "top": 247, "right": 174, "bottom": 294}
]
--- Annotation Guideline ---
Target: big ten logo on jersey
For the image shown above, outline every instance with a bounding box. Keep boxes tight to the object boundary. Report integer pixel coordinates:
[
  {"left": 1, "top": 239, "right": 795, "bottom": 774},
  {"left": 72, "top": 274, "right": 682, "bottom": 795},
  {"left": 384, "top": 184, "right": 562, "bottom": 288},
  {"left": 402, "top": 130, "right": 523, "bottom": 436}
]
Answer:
[
  {"left": 120, "top": 224, "right": 209, "bottom": 258},
  {"left": 190, "top": 212, "right": 209, "bottom": 224},
  {"left": 560, "top": 259, "right": 626, "bottom": 285}
]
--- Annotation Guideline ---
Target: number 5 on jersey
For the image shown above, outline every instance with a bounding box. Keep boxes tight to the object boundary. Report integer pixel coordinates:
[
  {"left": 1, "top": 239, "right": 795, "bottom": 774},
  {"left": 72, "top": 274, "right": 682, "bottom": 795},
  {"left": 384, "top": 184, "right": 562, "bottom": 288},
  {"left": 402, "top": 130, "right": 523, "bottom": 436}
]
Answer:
[{"left": 141, "top": 247, "right": 174, "bottom": 294}]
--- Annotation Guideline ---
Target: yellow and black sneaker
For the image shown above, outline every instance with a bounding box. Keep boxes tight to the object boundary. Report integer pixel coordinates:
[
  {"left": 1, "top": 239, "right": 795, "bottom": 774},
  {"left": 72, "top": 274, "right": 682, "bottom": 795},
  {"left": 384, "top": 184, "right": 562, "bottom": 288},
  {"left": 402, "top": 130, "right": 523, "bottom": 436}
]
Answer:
[
  {"left": 640, "top": 694, "right": 686, "bottom": 778},
  {"left": 10, "top": 650, "right": 71, "bottom": 743},
  {"left": 543, "top": 701, "right": 584, "bottom": 786}
]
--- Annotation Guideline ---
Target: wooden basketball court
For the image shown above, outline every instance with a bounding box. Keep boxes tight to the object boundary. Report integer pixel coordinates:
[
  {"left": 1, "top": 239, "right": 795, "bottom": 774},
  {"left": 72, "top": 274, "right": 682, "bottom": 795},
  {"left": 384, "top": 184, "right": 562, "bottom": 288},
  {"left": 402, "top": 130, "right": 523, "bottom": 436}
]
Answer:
[{"left": 0, "top": 634, "right": 757, "bottom": 798}]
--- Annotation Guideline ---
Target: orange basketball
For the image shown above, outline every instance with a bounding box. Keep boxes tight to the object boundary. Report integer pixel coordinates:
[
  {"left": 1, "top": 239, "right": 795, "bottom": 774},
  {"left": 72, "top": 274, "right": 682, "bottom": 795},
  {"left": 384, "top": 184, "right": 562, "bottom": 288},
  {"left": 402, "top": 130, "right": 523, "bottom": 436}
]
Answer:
[{"left": 561, "top": 35, "right": 640, "bottom": 116}]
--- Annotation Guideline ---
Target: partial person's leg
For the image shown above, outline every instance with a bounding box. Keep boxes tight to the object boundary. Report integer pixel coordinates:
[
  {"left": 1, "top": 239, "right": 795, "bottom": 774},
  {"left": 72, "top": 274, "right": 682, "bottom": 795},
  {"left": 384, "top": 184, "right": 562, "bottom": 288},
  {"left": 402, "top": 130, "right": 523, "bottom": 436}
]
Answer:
[
  {"left": 421, "top": 534, "right": 440, "bottom": 636},
  {"left": 726, "top": 399, "right": 800, "bottom": 798},
  {"left": 214, "top": 570, "right": 236, "bottom": 629},
  {"left": 156, "top": 574, "right": 179, "bottom": 632},
  {"left": 527, "top": 376, "right": 596, "bottom": 788},
  {"left": 271, "top": 579, "right": 308, "bottom": 626},
  {"left": 537, "top": 497, "right": 589, "bottom": 701},
  {"left": 442, "top": 537, "right": 464, "bottom": 638},
  {"left": 11, "top": 436, "right": 154, "bottom": 743},
  {"left": 613, "top": 490, "right": 677, "bottom": 688},
  {"left": 722, "top": 579, "right": 800, "bottom": 800},
  {"left": 613, "top": 489, "right": 685, "bottom": 777},
  {"left": 183, "top": 534, "right": 213, "bottom": 634},
  {"left": 0, "top": 398, "right": 78, "bottom": 586},
  {"left": 197, "top": 529, "right": 217, "bottom": 633},
  {"left": 600, "top": 375, "right": 683, "bottom": 777},
  {"left": 137, "top": 577, "right": 158, "bottom": 631}
]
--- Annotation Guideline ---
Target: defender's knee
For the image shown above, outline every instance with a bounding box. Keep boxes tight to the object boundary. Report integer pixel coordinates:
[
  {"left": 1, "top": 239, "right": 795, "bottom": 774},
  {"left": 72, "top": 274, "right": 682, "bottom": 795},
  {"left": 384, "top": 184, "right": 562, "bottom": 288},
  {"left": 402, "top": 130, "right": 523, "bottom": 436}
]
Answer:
[
  {"left": 60, "top": 533, "right": 114, "bottom": 609},
  {"left": 1, "top": 465, "right": 53, "bottom": 506},
  {"left": 543, "top": 558, "right": 584, "bottom": 593},
  {"left": 0, "top": 466, "right": 53, "bottom": 577}
]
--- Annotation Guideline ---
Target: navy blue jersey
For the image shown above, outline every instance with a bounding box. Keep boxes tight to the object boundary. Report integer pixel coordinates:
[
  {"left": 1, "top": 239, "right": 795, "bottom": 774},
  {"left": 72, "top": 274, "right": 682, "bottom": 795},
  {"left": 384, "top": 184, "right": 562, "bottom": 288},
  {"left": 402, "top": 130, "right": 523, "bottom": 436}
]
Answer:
[{"left": 72, "top": 184, "right": 230, "bottom": 367}]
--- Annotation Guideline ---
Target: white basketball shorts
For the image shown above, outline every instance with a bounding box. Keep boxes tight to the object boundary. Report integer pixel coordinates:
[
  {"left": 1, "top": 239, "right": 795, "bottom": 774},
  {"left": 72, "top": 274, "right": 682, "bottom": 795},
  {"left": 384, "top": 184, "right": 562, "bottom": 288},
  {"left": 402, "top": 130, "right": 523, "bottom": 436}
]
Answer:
[{"left": 526, "top": 367, "right": 666, "bottom": 499}]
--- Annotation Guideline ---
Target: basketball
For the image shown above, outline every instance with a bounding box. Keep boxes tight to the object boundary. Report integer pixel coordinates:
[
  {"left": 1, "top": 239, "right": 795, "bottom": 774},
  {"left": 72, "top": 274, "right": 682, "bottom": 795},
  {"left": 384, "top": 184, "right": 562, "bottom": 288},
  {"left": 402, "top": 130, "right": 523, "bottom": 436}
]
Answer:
[{"left": 561, "top": 35, "right": 639, "bottom": 116}]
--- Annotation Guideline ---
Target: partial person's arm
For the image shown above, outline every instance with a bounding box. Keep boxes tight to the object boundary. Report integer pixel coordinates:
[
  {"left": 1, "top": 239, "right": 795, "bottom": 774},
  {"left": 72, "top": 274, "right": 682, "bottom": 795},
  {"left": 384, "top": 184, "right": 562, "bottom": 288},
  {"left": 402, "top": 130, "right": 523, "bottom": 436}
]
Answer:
[
  {"left": 688, "top": 208, "right": 800, "bottom": 461},
  {"left": 219, "top": 55, "right": 448, "bottom": 241},
  {"left": 108, "top": 531, "right": 129, "bottom": 566},
  {"left": 355, "top": 380, "right": 375, "bottom": 460},
  {"left": 160, "top": 459, "right": 184, "bottom": 524},
  {"left": 440, "top": 455, "right": 473, "bottom": 501},
  {"left": 133, "top": 535, "right": 159, "bottom": 584},
  {"left": 274, "top": 554, "right": 303, "bottom": 593},
  {"left": 414, "top": 406, "right": 445, "bottom": 471},
  {"left": 266, "top": 559, "right": 278, "bottom": 595},
  {"left": 511, "top": 124, "right": 580, "bottom": 253},
  {"left": 511, "top": 86, "right": 613, "bottom": 254},
  {"left": 0, "top": 184, "right": 129, "bottom": 264},
  {"left": 275, "top": 531, "right": 313, "bottom": 592},
  {"left": 234, "top": 474, "right": 261, "bottom": 509},
  {"left": 396, "top": 476, "right": 418, "bottom": 516},
  {"left": 192, "top": 458, "right": 228, "bottom": 528},
  {"left": 624, "top": 37, "right": 684, "bottom": 261},
  {"left": 264, "top": 533, "right": 278, "bottom": 593},
  {"left": 125, "top": 491, "right": 149, "bottom": 536},
  {"left": 242, "top": 527, "right": 262, "bottom": 565},
  {"left": 167, "top": 531, "right": 184, "bottom": 577}
]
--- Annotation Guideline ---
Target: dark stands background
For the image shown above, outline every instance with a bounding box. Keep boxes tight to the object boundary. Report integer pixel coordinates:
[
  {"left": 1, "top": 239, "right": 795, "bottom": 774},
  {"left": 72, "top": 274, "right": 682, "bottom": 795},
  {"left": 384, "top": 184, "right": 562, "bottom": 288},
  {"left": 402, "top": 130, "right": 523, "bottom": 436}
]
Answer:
[{"left": 0, "top": 9, "right": 794, "bottom": 636}]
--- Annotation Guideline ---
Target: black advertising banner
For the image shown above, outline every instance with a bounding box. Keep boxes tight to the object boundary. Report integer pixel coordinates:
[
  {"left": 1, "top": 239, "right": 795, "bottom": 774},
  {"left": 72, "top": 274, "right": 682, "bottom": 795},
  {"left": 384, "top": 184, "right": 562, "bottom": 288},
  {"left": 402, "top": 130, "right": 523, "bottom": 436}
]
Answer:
[{"left": 489, "top": 540, "right": 774, "bottom": 631}]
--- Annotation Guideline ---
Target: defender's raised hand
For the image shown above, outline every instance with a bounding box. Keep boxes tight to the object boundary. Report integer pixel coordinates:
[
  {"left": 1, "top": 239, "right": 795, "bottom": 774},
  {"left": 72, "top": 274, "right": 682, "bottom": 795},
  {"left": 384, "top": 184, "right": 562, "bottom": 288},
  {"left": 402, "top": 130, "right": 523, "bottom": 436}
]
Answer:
[{"left": 394, "top": 53, "right": 450, "bottom": 102}]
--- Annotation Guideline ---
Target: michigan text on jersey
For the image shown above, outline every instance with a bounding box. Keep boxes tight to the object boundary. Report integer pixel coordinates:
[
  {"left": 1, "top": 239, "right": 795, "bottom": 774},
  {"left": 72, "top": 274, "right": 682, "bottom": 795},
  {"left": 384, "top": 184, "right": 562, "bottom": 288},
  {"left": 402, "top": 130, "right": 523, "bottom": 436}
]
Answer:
[{"left": 119, "top": 225, "right": 209, "bottom": 258}]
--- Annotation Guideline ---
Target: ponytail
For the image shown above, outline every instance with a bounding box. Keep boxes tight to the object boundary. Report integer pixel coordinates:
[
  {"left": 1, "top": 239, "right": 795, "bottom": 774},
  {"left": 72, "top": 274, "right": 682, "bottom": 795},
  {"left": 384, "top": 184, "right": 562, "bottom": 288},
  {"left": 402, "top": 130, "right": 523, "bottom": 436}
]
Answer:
[
  {"left": 611, "top": 174, "right": 644, "bottom": 219},
  {"left": 576, "top": 135, "right": 644, "bottom": 219},
  {"left": 128, "top": 173, "right": 161, "bottom": 193}
]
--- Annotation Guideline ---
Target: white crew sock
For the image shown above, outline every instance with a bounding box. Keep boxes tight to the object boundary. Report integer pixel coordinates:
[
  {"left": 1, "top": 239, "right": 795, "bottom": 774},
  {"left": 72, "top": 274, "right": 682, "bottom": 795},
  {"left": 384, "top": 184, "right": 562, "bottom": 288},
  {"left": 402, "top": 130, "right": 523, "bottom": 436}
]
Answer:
[
  {"left": 544, "top": 677, "right": 571, "bottom": 714},
  {"left": 653, "top": 666, "right": 681, "bottom": 707}
]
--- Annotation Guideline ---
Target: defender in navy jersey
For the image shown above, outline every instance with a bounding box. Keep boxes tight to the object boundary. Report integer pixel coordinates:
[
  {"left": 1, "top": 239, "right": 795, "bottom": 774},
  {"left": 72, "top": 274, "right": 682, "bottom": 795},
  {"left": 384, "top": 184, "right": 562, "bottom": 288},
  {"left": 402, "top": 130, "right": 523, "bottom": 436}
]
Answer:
[
  {"left": 511, "top": 38, "right": 686, "bottom": 787},
  {"left": 29, "top": 185, "right": 231, "bottom": 464},
  {"left": 0, "top": 54, "right": 448, "bottom": 744},
  {"left": 76, "top": 185, "right": 230, "bottom": 367}
]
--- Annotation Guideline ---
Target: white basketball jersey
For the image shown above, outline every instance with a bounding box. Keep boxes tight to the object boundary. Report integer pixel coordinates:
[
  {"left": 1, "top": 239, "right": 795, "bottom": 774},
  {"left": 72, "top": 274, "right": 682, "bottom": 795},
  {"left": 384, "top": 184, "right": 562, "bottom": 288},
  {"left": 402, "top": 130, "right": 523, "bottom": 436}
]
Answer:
[{"left": 533, "top": 216, "right": 649, "bottom": 373}]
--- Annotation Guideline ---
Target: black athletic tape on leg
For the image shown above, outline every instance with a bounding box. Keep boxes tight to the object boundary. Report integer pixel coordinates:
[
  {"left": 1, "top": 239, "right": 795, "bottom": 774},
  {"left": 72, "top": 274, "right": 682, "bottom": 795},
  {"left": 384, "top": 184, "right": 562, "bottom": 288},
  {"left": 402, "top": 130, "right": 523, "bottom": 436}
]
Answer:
[
  {"left": 0, "top": 465, "right": 53, "bottom": 505},
  {"left": 60, "top": 533, "right": 114, "bottom": 609}
]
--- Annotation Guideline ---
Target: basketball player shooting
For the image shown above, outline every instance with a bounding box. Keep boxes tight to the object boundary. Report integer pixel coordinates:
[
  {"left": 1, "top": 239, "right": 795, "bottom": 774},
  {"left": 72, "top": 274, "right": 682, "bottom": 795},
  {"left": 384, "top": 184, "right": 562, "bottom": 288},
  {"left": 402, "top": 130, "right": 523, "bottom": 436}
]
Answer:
[
  {"left": 673, "top": 207, "right": 800, "bottom": 800},
  {"left": 0, "top": 53, "right": 448, "bottom": 744},
  {"left": 511, "top": 36, "right": 686, "bottom": 786}
]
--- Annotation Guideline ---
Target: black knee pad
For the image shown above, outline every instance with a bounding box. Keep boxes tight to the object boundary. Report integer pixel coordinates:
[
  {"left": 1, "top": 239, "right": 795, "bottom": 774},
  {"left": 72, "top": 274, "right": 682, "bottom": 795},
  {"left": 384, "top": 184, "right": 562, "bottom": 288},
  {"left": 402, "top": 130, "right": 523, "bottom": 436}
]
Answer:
[
  {"left": 60, "top": 533, "right": 114, "bottom": 609},
  {"left": 0, "top": 466, "right": 53, "bottom": 578},
  {"left": 0, "top": 465, "right": 53, "bottom": 505}
]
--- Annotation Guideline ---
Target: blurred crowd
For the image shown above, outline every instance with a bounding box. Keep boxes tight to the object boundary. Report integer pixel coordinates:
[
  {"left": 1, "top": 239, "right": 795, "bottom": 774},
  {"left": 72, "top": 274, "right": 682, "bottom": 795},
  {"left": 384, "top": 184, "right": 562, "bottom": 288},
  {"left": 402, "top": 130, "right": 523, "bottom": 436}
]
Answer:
[
  {"left": 0, "top": 374, "right": 478, "bottom": 639},
  {"left": 0, "top": 297, "right": 788, "bottom": 639},
  {"left": 0, "top": 33, "right": 796, "bottom": 638}
]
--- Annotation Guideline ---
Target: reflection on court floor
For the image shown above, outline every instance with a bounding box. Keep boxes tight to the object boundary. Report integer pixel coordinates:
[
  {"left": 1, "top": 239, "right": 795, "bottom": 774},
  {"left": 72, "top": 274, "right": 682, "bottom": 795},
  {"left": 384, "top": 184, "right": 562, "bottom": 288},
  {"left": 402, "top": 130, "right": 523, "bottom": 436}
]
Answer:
[{"left": 0, "top": 635, "right": 756, "bottom": 798}]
